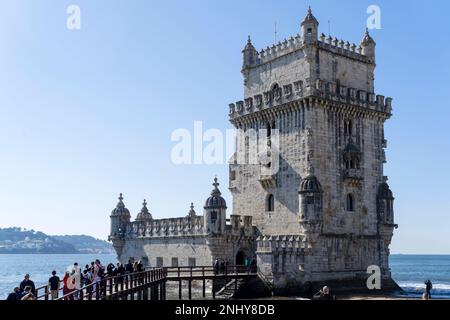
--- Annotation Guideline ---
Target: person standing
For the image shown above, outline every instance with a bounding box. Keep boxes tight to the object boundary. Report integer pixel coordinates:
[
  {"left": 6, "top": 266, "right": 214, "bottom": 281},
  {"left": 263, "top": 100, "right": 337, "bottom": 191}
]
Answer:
[
  {"left": 425, "top": 280, "right": 433, "bottom": 298},
  {"left": 125, "top": 260, "right": 134, "bottom": 274},
  {"left": 48, "top": 271, "right": 60, "bottom": 300},
  {"left": 19, "top": 274, "right": 35, "bottom": 295},
  {"left": 62, "top": 271, "right": 74, "bottom": 300}
]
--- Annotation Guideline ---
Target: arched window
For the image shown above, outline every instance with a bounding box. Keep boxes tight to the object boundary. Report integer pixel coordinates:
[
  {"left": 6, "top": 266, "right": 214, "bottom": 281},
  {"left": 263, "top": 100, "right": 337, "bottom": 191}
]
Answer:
[
  {"left": 344, "top": 119, "right": 353, "bottom": 136},
  {"left": 346, "top": 194, "right": 355, "bottom": 212},
  {"left": 267, "top": 194, "right": 275, "bottom": 212}
]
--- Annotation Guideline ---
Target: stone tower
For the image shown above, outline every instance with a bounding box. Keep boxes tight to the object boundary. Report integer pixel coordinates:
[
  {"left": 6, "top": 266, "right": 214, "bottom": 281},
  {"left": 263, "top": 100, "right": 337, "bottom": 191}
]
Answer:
[{"left": 228, "top": 8, "right": 398, "bottom": 293}]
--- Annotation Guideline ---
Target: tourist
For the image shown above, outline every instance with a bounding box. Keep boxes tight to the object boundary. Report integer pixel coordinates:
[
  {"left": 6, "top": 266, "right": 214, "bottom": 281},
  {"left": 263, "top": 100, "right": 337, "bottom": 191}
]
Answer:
[
  {"left": 62, "top": 271, "right": 74, "bottom": 300},
  {"left": 313, "top": 286, "right": 334, "bottom": 300},
  {"left": 92, "top": 259, "right": 104, "bottom": 297},
  {"left": 19, "top": 274, "right": 35, "bottom": 295},
  {"left": 249, "top": 259, "right": 257, "bottom": 273},
  {"left": 6, "top": 287, "right": 21, "bottom": 301},
  {"left": 425, "top": 280, "right": 433, "bottom": 298},
  {"left": 20, "top": 286, "right": 36, "bottom": 301},
  {"left": 107, "top": 263, "right": 116, "bottom": 276},
  {"left": 116, "top": 263, "right": 125, "bottom": 284},
  {"left": 219, "top": 260, "right": 225, "bottom": 274},
  {"left": 71, "top": 263, "right": 81, "bottom": 299},
  {"left": 125, "top": 259, "right": 134, "bottom": 274},
  {"left": 137, "top": 260, "right": 144, "bottom": 272},
  {"left": 213, "top": 259, "right": 219, "bottom": 275},
  {"left": 48, "top": 270, "right": 60, "bottom": 300}
]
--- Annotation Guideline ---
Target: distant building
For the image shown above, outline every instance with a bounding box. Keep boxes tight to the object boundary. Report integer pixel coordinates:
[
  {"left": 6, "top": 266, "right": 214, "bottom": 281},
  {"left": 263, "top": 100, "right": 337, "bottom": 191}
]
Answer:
[{"left": 109, "top": 8, "right": 399, "bottom": 294}]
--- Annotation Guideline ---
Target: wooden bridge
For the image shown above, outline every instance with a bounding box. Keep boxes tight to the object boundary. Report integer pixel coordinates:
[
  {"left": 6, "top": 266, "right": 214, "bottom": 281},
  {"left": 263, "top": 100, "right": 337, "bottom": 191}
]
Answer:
[{"left": 35, "top": 266, "right": 258, "bottom": 301}]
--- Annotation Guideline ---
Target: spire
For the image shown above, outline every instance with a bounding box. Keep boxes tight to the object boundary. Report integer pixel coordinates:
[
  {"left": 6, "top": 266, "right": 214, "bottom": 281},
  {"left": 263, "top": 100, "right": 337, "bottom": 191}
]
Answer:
[
  {"left": 301, "top": 6, "right": 319, "bottom": 26},
  {"left": 111, "top": 193, "right": 130, "bottom": 216},
  {"left": 136, "top": 198, "right": 152, "bottom": 221},
  {"left": 117, "top": 193, "right": 125, "bottom": 207},
  {"left": 243, "top": 35, "right": 256, "bottom": 51},
  {"left": 187, "top": 202, "right": 196, "bottom": 218},
  {"left": 211, "top": 177, "right": 221, "bottom": 196},
  {"left": 361, "top": 28, "right": 376, "bottom": 46},
  {"left": 141, "top": 199, "right": 149, "bottom": 214}
]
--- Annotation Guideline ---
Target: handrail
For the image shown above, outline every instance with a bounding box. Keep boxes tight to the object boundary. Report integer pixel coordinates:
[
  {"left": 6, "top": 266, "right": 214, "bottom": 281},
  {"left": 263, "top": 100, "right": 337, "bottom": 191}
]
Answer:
[{"left": 35, "top": 265, "right": 257, "bottom": 301}]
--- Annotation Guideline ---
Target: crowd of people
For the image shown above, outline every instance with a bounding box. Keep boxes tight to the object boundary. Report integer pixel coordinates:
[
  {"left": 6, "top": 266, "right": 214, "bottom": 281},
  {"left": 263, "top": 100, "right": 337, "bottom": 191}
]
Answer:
[{"left": 5, "top": 259, "right": 145, "bottom": 301}]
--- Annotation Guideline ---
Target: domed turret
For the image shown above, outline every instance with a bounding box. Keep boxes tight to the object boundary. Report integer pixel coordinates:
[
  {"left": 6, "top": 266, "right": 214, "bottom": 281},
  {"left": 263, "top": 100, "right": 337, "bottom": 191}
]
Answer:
[
  {"left": 186, "top": 202, "right": 196, "bottom": 219},
  {"left": 377, "top": 181, "right": 394, "bottom": 224},
  {"left": 135, "top": 199, "right": 153, "bottom": 222},
  {"left": 360, "top": 28, "right": 376, "bottom": 62},
  {"left": 299, "top": 174, "right": 323, "bottom": 222},
  {"left": 110, "top": 193, "right": 131, "bottom": 238},
  {"left": 299, "top": 175, "right": 323, "bottom": 194},
  {"left": 301, "top": 6, "right": 319, "bottom": 44},
  {"left": 204, "top": 177, "right": 227, "bottom": 209},
  {"left": 203, "top": 178, "right": 227, "bottom": 235},
  {"left": 242, "top": 35, "right": 257, "bottom": 71}
]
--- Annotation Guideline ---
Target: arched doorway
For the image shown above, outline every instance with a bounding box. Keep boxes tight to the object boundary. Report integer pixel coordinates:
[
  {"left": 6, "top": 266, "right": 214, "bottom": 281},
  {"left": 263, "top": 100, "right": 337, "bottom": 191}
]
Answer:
[{"left": 236, "top": 251, "right": 245, "bottom": 266}]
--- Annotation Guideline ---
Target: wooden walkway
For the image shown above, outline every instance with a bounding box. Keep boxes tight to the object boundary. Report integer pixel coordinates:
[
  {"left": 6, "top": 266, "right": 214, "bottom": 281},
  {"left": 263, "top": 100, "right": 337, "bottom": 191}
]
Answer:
[{"left": 35, "top": 266, "right": 257, "bottom": 301}]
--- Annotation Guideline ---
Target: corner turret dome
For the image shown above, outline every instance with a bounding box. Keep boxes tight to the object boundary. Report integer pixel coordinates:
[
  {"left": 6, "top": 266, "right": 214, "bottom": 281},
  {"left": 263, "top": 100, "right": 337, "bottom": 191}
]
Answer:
[
  {"left": 360, "top": 28, "right": 376, "bottom": 46},
  {"left": 242, "top": 36, "right": 256, "bottom": 52},
  {"left": 111, "top": 193, "right": 130, "bottom": 216},
  {"left": 301, "top": 6, "right": 319, "bottom": 26},
  {"left": 378, "top": 182, "right": 394, "bottom": 199},
  {"left": 136, "top": 199, "right": 152, "bottom": 221},
  {"left": 299, "top": 175, "right": 323, "bottom": 194},
  {"left": 186, "top": 202, "right": 196, "bottom": 218},
  {"left": 204, "top": 178, "right": 227, "bottom": 209}
]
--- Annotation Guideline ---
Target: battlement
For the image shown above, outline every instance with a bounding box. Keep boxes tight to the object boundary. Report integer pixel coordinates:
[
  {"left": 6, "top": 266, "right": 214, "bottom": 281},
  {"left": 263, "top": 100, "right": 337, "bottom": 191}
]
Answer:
[
  {"left": 125, "top": 216, "right": 205, "bottom": 238},
  {"left": 229, "top": 78, "right": 392, "bottom": 120},
  {"left": 256, "top": 235, "right": 308, "bottom": 253},
  {"left": 246, "top": 32, "right": 370, "bottom": 70}
]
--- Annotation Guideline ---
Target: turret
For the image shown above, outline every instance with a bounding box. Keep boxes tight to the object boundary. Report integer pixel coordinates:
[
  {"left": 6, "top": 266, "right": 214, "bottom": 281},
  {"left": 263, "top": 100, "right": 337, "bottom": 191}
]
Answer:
[
  {"left": 110, "top": 193, "right": 131, "bottom": 239},
  {"left": 242, "top": 36, "right": 258, "bottom": 70},
  {"left": 135, "top": 199, "right": 153, "bottom": 222},
  {"left": 299, "top": 175, "right": 323, "bottom": 223},
  {"left": 301, "top": 6, "right": 319, "bottom": 44},
  {"left": 377, "top": 180, "right": 394, "bottom": 225},
  {"left": 360, "top": 28, "right": 376, "bottom": 63},
  {"left": 203, "top": 177, "right": 227, "bottom": 235}
]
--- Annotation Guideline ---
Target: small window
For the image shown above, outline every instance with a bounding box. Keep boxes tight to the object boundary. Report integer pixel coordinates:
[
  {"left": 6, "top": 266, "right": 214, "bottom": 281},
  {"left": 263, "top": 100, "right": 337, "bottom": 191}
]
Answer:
[
  {"left": 156, "top": 257, "right": 163, "bottom": 267},
  {"left": 188, "top": 258, "right": 196, "bottom": 267},
  {"left": 210, "top": 211, "right": 217, "bottom": 224},
  {"left": 346, "top": 194, "right": 355, "bottom": 212},
  {"left": 171, "top": 257, "right": 179, "bottom": 267},
  {"left": 307, "top": 28, "right": 313, "bottom": 34},
  {"left": 267, "top": 194, "right": 275, "bottom": 212},
  {"left": 230, "top": 170, "right": 236, "bottom": 181}
]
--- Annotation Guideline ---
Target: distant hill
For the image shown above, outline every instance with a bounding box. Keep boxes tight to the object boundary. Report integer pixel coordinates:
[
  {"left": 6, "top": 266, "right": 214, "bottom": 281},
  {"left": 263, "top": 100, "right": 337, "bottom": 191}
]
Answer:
[
  {"left": 0, "top": 227, "right": 114, "bottom": 254},
  {"left": 52, "top": 235, "right": 115, "bottom": 254}
]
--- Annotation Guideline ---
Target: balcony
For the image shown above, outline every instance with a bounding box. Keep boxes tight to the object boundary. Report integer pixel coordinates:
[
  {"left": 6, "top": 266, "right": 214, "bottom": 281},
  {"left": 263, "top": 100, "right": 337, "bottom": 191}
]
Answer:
[{"left": 343, "top": 169, "right": 363, "bottom": 185}]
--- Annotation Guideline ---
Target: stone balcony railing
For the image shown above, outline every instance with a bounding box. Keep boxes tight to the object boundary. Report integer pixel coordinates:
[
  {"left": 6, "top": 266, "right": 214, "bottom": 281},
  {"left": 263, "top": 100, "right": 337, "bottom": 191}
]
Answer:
[{"left": 125, "top": 216, "right": 205, "bottom": 238}]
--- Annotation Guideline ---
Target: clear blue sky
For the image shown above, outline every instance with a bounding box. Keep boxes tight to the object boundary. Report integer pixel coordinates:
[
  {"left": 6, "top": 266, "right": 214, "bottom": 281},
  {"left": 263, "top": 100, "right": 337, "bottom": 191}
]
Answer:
[{"left": 0, "top": 0, "right": 449, "bottom": 254}]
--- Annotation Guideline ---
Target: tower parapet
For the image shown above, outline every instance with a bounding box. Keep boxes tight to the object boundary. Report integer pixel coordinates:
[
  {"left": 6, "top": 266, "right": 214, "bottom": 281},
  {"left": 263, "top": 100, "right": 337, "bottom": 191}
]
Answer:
[{"left": 229, "top": 79, "right": 393, "bottom": 122}]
